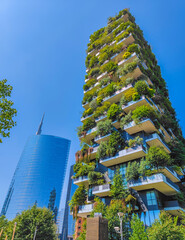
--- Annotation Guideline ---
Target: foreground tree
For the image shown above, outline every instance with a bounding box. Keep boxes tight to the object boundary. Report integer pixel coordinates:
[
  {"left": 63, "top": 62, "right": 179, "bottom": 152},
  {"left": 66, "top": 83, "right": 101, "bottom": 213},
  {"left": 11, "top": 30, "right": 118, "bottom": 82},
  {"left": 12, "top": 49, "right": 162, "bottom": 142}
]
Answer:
[
  {"left": 0, "top": 79, "right": 17, "bottom": 143},
  {"left": 147, "top": 211, "right": 184, "bottom": 240},
  {"left": 129, "top": 214, "right": 148, "bottom": 240},
  {"left": 12, "top": 205, "right": 57, "bottom": 240}
]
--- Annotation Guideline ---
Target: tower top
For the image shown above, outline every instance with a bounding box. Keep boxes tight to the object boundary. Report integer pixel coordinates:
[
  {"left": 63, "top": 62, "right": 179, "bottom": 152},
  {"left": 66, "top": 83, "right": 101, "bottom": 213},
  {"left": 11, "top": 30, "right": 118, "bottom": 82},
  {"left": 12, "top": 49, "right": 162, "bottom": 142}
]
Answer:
[{"left": 36, "top": 113, "right": 45, "bottom": 135}]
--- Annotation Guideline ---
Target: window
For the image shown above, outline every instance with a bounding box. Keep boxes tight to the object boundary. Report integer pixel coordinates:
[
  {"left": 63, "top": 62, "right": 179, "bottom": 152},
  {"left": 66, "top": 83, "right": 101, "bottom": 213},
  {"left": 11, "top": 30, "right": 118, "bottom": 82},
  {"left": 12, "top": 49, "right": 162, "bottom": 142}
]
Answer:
[{"left": 146, "top": 191, "right": 157, "bottom": 206}]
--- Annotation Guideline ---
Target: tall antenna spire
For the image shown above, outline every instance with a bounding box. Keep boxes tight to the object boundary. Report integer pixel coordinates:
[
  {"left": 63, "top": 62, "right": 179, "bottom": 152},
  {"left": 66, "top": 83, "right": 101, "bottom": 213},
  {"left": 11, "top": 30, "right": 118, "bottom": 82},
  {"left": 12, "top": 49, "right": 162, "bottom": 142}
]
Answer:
[{"left": 36, "top": 113, "right": 45, "bottom": 135}]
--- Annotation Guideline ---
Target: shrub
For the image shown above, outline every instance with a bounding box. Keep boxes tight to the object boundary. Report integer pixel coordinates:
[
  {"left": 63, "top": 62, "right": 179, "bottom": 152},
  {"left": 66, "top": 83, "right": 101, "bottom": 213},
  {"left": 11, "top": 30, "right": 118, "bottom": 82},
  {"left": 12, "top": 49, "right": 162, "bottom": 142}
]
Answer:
[
  {"left": 88, "top": 67, "right": 101, "bottom": 77},
  {"left": 128, "top": 136, "right": 143, "bottom": 148},
  {"left": 107, "top": 103, "right": 122, "bottom": 121},
  {"left": 99, "top": 52, "right": 109, "bottom": 65},
  {"left": 115, "top": 31, "right": 129, "bottom": 43},
  {"left": 89, "top": 99, "right": 98, "bottom": 111},
  {"left": 74, "top": 162, "right": 95, "bottom": 178},
  {"left": 120, "top": 95, "right": 128, "bottom": 106},
  {"left": 85, "top": 54, "right": 92, "bottom": 68},
  {"left": 101, "top": 61, "right": 118, "bottom": 73},
  {"left": 89, "top": 56, "right": 99, "bottom": 68},
  {"left": 94, "top": 102, "right": 111, "bottom": 119},
  {"left": 107, "top": 131, "right": 126, "bottom": 156},
  {"left": 69, "top": 185, "right": 87, "bottom": 213},
  {"left": 120, "top": 111, "right": 132, "bottom": 128},
  {"left": 132, "top": 92, "right": 141, "bottom": 101},
  {"left": 125, "top": 77, "right": 135, "bottom": 85},
  {"left": 123, "top": 51, "right": 132, "bottom": 59},
  {"left": 146, "top": 146, "right": 171, "bottom": 169},
  {"left": 97, "top": 96, "right": 103, "bottom": 105},
  {"left": 82, "top": 108, "right": 93, "bottom": 118},
  {"left": 88, "top": 171, "right": 104, "bottom": 186},
  {"left": 126, "top": 161, "right": 140, "bottom": 181},
  {"left": 99, "top": 77, "right": 111, "bottom": 87},
  {"left": 132, "top": 105, "right": 157, "bottom": 123},
  {"left": 127, "top": 43, "right": 139, "bottom": 54},
  {"left": 96, "top": 141, "right": 108, "bottom": 159},
  {"left": 98, "top": 82, "right": 116, "bottom": 98},
  {"left": 89, "top": 28, "right": 105, "bottom": 43},
  {"left": 169, "top": 139, "right": 185, "bottom": 167},
  {"left": 77, "top": 126, "right": 83, "bottom": 137},
  {"left": 124, "top": 88, "right": 137, "bottom": 102},
  {"left": 83, "top": 79, "right": 97, "bottom": 91},
  {"left": 117, "top": 61, "right": 137, "bottom": 77},
  {"left": 134, "top": 80, "right": 155, "bottom": 97},
  {"left": 82, "top": 88, "right": 97, "bottom": 104},
  {"left": 82, "top": 118, "right": 96, "bottom": 132},
  {"left": 96, "top": 119, "right": 113, "bottom": 136}
]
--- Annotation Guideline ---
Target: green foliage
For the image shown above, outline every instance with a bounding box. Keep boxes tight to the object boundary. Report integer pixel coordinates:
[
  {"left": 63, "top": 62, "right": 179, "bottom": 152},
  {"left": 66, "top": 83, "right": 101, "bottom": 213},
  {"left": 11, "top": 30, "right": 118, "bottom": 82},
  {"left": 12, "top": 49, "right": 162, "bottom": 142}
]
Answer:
[
  {"left": 3, "top": 205, "right": 58, "bottom": 240},
  {"left": 147, "top": 211, "right": 184, "bottom": 240},
  {"left": 146, "top": 146, "right": 171, "bottom": 169},
  {"left": 132, "top": 105, "right": 157, "bottom": 123},
  {"left": 89, "top": 28, "right": 105, "bottom": 43},
  {"left": 134, "top": 80, "right": 155, "bottom": 97},
  {"left": 127, "top": 43, "right": 139, "bottom": 54},
  {"left": 99, "top": 77, "right": 111, "bottom": 87},
  {"left": 82, "top": 108, "right": 93, "bottom": 118},
  {"left": 120, "top": 111, "right": 132, "bottom": 128},
  {"left": 89, "top": 56, "right": 99, "bottom": 68},
  {"left": 88, "top": 67, "right": 101, "bottom": 77},
  {"left": 98, "top": 82, "right": 116, "bottom": 98},
  {"left": 96, "top": 141, "right": 108, "bottom": 159},
  {"left": 128, "top": 136, "right": 143, "bottom": 147},
  {"left": 69, "top": 185, "right": 87, "bottom": 212},
  {"left": 169, "top": 139, "right": 185, "bottom": 167},
  {"left": 107, "top": 103, "right": 121, "bottom": 121},
  {"left": 99, "top": 52, "right": 109, "bottom": 65},
  {"left": 73, "top": 162, "right": 95, "bottom": 178},
  {"left": 123, "top": 51, "right": 132, "bottom": 59},
  {"left": 124, "top": 88, "right": 137, "bottom": 102},
  {"left": 101, "top": 61, "right": 118, "bottom": 73},
  {"left": 129, "top": 214, "right": 148, "bottom": 240},
  {"left": 94, "top": 102, "right": 111, "bottom": 119},
  {"left": 107, "top": 131, "right": 126, "bottom": 156},
  {"left": 0, "top": 79, "right": 17, "bottom": 143},
  {"left": 115, "top": 31, "right": 130, "bottom": 43},
  {"left": 83, "top": 79, "right": 97, "bottom": 91},
  {"left": 88, "top": 171, "right": 104, "bottom": 186},
  {"left": 96, "top": 119, "right": 113, "bottom": 136},
  {"left": 126, "top": 161, "right": 140, "bottom": 181},
  {"left": 90, "top": 197, "right": 107, "bottom": 217},
  {"left": 82, "top": 118, "right": 96, "bottom": 132},
  {"left": 117, "top": 61, "right": 138, "bottom": 77},
  {"left": 110, "top": 171, "right": 129, "bottom": 200},
  {"left": 82, "top": 88, "right": 97, "bottom": 104}
]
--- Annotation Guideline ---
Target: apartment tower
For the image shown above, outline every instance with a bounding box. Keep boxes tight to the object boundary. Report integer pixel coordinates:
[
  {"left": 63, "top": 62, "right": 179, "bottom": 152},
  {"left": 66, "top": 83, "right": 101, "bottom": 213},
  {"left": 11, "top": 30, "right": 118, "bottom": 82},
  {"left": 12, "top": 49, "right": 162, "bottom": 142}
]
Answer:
[{"left": 71, "top": 9, "right": 185, "bottom": 238}]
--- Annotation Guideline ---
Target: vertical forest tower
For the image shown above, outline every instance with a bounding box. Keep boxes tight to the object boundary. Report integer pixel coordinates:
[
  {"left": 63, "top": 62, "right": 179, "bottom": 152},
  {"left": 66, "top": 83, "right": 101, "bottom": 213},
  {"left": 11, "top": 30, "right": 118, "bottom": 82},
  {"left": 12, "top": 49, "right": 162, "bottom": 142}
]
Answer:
[{"left": 71, "top": 8, "right": 185, "bottom": 238}]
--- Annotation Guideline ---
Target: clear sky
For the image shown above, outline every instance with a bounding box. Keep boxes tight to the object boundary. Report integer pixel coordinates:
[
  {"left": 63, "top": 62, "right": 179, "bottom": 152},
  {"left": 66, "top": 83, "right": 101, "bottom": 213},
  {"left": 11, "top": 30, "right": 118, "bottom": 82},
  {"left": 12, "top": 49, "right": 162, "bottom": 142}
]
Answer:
[{"left": 0, "top": 0, "right": 185, "bottom": 210}]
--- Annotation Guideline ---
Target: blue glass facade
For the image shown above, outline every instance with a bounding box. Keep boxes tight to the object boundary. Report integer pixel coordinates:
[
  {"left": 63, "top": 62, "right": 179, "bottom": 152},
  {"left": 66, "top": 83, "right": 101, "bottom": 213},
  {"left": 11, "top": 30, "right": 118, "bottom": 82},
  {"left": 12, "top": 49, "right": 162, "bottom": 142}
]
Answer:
[{"left": 1, "top": 134, "right": 70, "bottom": 220}]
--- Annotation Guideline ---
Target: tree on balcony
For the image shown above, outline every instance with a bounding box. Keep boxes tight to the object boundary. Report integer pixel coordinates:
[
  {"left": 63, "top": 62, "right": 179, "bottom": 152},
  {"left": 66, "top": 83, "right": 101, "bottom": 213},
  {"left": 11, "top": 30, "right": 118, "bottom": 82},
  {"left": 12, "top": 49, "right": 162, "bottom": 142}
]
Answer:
[
  {"left": 132, "top": 105, "right": 158, "bottom": 124},
  {"left": 88, "top": 171, "right": 104, "bottom": 186},
  {"left": 146, "top": 146, "right": 171, "bottom": 169},
  {"left": 96, "top": 119, "right": 113, "bottom": 137},
  {"left": 110, "top": 171, "right": 129, "bottom": 200}
]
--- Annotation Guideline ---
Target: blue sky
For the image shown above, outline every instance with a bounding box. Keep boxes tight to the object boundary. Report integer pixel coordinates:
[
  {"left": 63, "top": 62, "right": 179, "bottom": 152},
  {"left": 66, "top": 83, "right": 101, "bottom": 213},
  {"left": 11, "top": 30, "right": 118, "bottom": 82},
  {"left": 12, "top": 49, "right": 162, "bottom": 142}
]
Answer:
[{"left": 0, "top": 0, "right": 185, "bottom": 210}]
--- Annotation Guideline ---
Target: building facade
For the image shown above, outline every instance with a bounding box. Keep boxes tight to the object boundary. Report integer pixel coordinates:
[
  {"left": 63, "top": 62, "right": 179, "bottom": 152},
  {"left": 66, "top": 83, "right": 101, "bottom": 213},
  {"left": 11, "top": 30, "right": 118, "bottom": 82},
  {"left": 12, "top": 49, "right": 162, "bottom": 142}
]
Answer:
[
  {"left": 71, "top": 8, "right": 185, "bottom": 238},
  {"left": 1, "top": 133, "right": 70, "bottom": 225}
]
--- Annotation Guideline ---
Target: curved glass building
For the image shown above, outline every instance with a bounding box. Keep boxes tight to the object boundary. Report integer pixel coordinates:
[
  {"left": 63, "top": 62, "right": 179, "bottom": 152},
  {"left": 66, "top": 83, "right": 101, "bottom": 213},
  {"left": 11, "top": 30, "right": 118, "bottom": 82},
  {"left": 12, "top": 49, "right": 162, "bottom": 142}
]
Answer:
[{"left": 1, "top": 134, "right": 70, "bottom": 220}]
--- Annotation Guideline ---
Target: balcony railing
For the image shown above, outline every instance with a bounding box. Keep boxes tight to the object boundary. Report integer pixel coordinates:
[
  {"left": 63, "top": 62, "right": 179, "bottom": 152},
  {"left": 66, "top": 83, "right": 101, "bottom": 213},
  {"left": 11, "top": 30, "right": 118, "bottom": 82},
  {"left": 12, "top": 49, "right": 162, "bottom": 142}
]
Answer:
[
  {"left": 128, "top": 173, "right": 180, "bottom": 196},
  {"left": 164, "top": 200, "right": 185, "bottom": 216},
  {"left": 73, "top": 175, "right": 88, "bottom": 186},
  {"left": 100, "top": 145, "right": 146, "bottom": 167},
  {"left": 92, "top": 184, "right": 111, "bottom": 197},
  {"left": 78, "top": 204, "right": 94, "bottom": 217}
]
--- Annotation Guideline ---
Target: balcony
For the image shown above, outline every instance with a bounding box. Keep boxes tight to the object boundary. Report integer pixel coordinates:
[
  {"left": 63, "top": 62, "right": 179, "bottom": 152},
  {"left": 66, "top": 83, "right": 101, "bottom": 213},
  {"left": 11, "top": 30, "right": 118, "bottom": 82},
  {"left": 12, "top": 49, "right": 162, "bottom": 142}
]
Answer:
[
  {"left": 79, "top": 126, "right": 97, "bottom": 145},
  {"left": 95, "top": 133, "right": 111, "bottom": 144},
  {"left": 102, "top": 84, "right": 133, "bottom": 105},
  {"left": 116, "top": 33, "right": 135, "bottom": 46},
  {"left": 73, "top": 175, "right": 88, "bottom": 186},
  {"left": 89, "top": 146, "right": 99, "bottom": 160},
  {"left": 122, "top": 96, "right": 154, "bottom": 114},
  {"left": 100, "top": 145, "right": 146, "bottom": 167},
  {"left": 118, "top": 53, "right": 139, "bottom": 67},
  {"left": 164, "top": 200, "right": 185, "bottom": 217},
  {"left": 159, "top": 126, "right": 172, "bottom": 143},
  {"left": 161, "top": 167, "right": 181, "bottom": 183},
  {"left": 145, "top": 133, "right": 171, "bottom": 153},
  {"left": 124, "top": 118, "right": 158, "bottom": 135},
  {"left": 128, "top": 173, "right": 180, "bottom": 196},
  {"left": 77, "top": 204, "right": 94, "bottom": 218},
  {"left": 81, "top": 114, "right": 93, "bottom": 123},
  {"left": 92, "top": 184, "right": 111, "bottom": 197},
  {"left": 95, "top": 114, "right": 107, "bottom": 123}
]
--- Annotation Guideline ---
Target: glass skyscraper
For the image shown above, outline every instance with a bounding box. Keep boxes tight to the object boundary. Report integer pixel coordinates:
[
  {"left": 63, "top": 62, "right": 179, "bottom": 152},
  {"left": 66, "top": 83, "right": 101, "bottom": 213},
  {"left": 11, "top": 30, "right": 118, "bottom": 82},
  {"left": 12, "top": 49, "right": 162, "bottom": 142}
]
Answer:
[{"left": 1, "top": 133, "right": 70, "bottom": 221}]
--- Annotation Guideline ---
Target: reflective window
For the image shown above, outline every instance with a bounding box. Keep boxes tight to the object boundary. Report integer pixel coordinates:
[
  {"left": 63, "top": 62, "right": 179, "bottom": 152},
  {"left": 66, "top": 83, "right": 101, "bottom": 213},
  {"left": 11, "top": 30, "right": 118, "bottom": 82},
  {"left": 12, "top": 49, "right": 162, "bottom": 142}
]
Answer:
[{"left": 146, "top": 191, "right": 157, "bottom": 206}]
